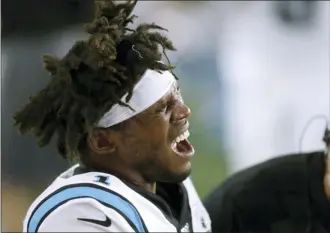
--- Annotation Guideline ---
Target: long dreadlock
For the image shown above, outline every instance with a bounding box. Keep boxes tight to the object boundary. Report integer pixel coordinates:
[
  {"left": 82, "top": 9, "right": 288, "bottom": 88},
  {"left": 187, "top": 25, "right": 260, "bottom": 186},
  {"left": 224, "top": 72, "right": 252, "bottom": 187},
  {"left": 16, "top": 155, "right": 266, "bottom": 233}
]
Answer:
[{"left": 13, "top": 0, "right": 177, "bottom": 161}]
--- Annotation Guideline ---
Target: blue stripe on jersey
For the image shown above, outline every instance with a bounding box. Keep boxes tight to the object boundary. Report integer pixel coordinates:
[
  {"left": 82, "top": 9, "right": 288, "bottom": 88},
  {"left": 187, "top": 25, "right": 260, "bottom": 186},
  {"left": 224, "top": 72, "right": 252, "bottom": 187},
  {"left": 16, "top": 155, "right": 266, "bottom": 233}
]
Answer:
[{"left": 28, "top": 186, "right": 145, "bottom": 232}]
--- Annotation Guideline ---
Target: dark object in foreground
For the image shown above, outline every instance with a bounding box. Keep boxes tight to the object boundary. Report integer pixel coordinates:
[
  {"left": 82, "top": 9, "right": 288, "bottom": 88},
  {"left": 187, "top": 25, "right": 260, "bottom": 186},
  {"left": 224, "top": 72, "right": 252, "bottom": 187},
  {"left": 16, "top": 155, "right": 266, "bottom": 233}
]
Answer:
[{"left": 204, "top": 151, "right": 330, "bottom": 233}]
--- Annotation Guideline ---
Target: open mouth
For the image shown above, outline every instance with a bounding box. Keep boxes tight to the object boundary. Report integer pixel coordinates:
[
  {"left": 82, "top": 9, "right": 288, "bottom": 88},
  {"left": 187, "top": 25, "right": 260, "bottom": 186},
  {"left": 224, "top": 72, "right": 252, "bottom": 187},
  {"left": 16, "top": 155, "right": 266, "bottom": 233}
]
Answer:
[{"left": 171, "top": 130, "right": 195, "bottom": 157}]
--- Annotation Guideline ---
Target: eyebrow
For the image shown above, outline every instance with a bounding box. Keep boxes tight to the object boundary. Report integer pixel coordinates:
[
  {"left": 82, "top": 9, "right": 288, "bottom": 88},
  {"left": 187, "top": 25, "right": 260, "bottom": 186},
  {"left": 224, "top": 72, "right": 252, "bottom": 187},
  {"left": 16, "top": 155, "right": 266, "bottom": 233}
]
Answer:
[{"left": 153, "top": 95, "right": 170, "bottom": 109}]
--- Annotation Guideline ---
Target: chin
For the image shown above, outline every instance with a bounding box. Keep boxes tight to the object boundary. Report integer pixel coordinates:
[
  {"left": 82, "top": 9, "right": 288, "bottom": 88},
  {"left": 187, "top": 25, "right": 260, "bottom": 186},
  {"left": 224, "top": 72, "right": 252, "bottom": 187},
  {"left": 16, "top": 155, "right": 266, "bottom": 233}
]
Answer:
[
  {"left": 165, "top": 166, "right": 192, "bottom": 183},
  {"left": 176, "top": 170, "right": 192, "bottom": 183}
]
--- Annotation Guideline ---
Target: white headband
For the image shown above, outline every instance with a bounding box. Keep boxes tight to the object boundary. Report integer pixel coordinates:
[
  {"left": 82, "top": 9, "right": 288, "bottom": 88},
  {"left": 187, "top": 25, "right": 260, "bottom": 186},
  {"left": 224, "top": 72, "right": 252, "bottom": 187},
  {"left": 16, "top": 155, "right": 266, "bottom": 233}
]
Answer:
[{"left": 97, "top": 69, "right": 176, "bottom": 128}]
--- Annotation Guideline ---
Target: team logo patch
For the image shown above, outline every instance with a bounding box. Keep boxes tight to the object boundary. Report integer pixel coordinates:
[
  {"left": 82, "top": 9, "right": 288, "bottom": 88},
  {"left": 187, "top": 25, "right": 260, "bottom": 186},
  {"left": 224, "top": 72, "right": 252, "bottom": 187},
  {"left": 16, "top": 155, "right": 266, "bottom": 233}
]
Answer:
[{"left": 94, "top": 175, "right": 110, "bottom": 185}]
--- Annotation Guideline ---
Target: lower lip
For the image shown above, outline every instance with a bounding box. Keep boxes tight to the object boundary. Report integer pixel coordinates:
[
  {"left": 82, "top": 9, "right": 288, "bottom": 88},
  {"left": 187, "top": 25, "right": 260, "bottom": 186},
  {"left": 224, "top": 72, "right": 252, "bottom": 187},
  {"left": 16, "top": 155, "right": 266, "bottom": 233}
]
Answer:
[{"left": 171, "top": 139, "right": 195, "bottom": 157}]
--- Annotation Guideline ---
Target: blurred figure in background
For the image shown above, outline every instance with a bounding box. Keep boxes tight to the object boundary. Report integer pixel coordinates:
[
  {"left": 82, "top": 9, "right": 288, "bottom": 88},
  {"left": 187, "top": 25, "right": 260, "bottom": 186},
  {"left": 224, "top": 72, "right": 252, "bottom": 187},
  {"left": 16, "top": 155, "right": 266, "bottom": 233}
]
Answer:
[
  {"left": 204, "top": 132, "right": 330, "bottom": 232},
  {"left": 215, "top": 1, "right": 330, "bottom": 173}
]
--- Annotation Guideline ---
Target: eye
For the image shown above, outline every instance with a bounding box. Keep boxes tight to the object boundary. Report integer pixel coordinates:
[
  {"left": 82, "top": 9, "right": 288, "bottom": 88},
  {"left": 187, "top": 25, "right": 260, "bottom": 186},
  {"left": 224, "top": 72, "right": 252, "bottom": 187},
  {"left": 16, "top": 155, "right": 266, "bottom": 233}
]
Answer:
[
  {"left": 156, "top": 99, "right": 177, "bottom": 114},
  {"left": 155, "top": 103, "right": 168, "bottom": 113},
  {"left": 167, "top": 98, "right": 178, "bottom": 111}
]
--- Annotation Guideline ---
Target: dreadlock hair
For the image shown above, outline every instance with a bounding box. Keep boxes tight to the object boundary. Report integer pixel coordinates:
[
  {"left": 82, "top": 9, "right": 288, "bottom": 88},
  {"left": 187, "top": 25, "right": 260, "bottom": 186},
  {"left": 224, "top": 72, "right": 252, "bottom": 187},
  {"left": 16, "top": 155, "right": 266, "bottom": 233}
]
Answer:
[{"left": 13, "top": 0, "right": 178, "bottom": 162}]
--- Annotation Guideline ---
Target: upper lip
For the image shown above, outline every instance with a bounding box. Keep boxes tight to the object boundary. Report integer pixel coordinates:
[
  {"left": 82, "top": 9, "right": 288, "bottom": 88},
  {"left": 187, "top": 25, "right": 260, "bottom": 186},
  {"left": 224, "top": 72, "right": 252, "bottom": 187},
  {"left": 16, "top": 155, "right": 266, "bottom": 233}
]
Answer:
[{"left": 170, "top": 121, "right": 189, "bottom": 142}]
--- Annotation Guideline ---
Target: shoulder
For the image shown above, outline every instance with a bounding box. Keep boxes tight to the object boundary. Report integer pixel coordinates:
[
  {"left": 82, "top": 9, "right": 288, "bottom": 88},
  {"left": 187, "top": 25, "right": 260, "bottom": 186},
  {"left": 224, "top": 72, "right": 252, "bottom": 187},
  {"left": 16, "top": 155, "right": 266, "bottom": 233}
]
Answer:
[
  {"left": 25, "top": 197, "right": 137, "bottom": 232},
  {"left": 206, "top": 152, "right": 315, "bottom": 202},
  {"left": 23, "top": 166, "right": 147, "bottom": 232},
  {"left": 204, "top": 151, "right": 323, "bottom": 231}
]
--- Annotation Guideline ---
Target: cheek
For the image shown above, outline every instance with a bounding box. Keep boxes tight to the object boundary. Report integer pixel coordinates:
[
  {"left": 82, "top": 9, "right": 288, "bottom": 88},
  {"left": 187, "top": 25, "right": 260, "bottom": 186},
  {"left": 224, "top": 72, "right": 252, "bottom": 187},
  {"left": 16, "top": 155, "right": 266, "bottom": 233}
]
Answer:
[
  {"left": 131, "top": 132, "right": 171, "bottom": 165},
  {"left": 120, "top": 117, "right": 171, "bottom": 159},
  {"left": 152, "top": 118, "right": 170, "bottom": 139},
  {"left": 119, "top": 131, "right": 158, "bottom": 157}
]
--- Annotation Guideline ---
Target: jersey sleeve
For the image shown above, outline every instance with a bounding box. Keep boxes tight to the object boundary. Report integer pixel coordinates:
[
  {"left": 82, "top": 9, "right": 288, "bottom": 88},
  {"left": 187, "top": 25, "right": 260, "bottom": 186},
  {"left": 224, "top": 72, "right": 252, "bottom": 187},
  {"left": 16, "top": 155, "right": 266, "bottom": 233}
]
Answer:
[{"left": 27, "top": 198, "right": 136, "bottom": 232}]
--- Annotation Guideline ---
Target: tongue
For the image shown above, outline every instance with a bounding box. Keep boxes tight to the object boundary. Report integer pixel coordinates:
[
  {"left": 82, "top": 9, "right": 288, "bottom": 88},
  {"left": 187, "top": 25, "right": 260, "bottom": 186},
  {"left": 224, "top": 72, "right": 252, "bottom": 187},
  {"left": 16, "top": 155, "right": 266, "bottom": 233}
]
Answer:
[{"left": 176, "top": 139, "right": 190, "bottom": 153}]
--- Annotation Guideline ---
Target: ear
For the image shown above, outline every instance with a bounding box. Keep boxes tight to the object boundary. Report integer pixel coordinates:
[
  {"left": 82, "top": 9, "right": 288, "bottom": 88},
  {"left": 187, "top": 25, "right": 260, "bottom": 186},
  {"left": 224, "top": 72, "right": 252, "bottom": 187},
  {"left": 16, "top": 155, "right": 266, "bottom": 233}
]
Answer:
[{"left": 87, "top": 129, "right": 116, "bottom": 155}]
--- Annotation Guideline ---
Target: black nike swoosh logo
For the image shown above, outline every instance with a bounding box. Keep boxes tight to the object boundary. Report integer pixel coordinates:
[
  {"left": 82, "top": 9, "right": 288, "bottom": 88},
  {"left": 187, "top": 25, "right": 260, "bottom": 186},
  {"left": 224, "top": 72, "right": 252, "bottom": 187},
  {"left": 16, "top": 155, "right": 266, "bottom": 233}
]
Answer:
[{"left": 78, "top": 215, "right": 111, "bottom": 227}]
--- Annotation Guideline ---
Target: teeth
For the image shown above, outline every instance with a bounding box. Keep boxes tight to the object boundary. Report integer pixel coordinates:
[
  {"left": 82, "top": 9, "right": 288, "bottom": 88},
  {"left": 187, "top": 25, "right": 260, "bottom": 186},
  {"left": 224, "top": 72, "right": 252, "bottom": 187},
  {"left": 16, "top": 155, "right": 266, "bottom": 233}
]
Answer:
[{"left": 174, "top": 130, "right": 190, "bottom": 143}]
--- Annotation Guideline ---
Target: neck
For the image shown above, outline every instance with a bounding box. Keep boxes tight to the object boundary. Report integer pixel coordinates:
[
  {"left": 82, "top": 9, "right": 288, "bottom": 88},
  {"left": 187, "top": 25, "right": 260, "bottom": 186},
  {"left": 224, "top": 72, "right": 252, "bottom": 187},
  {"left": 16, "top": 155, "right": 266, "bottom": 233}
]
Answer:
[
  {"left": 115, "top": 171, "right": 157, "bottom": 193},
  {"left": 85, "top": 161, "right": 157, "bottom": 193}
]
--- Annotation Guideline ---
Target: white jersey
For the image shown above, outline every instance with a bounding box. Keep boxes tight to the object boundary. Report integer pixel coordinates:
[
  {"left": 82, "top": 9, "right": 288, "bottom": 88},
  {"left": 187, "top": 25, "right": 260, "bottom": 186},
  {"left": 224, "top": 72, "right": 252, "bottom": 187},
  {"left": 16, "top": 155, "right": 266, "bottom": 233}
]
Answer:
[{"left": 23, "top": 164, "right": 211, "bottom": 232}]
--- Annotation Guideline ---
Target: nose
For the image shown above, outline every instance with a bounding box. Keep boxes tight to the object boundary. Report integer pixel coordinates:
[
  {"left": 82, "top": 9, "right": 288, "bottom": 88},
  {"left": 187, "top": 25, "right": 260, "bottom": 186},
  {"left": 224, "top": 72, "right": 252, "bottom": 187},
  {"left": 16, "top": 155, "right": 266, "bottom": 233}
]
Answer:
[{"left": 170, "top": 102, "right": 191, "bottom": 123}]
